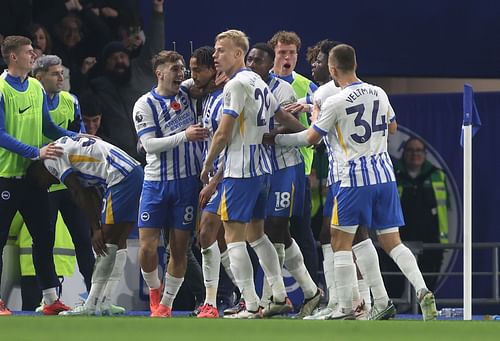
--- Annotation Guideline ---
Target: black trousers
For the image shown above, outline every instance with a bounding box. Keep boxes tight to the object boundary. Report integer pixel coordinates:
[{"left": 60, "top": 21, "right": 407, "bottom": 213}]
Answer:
[
  {"left": 0, "top": 178, "right": 60, "bottom": 290},
  {"left": 47, "top": 189, "right": 95, "bottom": 292},
  {"left": 289, "top": 177, "right": 319, "bottom": 283}
]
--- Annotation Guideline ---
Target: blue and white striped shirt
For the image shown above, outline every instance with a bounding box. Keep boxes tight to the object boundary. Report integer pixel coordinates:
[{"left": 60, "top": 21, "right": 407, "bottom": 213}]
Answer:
[
  {"left": 313, "top": 82, "right": 396, "bottom": 188},
  {"left": 44, "top": 135, "right": 140, "bottom": 189},
  {"left": 133, "top": 84, "right": 203, "bottom": 181}
]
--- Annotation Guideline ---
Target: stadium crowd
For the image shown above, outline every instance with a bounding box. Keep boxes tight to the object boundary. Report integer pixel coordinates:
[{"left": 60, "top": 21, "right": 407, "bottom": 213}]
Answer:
[{"left": 0, "top": 0, "right": 444, "bottom": 321}]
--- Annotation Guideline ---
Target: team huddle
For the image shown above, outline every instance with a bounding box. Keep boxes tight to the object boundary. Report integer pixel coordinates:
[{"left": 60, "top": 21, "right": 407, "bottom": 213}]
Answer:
[{"left": 0, "top": 28, "right": 438, "bottom": 320}]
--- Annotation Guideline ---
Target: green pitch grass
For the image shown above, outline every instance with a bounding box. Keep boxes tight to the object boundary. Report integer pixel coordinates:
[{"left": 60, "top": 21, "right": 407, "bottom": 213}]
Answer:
[{"left": 1, "top": 316, "right": 500, "bottom": 341}]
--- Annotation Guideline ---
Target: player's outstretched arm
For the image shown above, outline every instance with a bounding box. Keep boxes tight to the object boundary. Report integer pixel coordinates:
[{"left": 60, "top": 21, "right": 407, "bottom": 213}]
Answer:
[
  {"left": 273, "top": 127, "right": 322, "bottom": 147},
  {"left": 139, "top": 124, "right": 208, "bottom": 154},
  {"left": 274, "top": 108, "right": 306, "bottom": 133}
]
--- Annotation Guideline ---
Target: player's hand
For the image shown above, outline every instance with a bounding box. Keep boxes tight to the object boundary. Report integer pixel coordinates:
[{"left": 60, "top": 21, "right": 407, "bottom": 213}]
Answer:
[
  {"left": 199, "top": 183, "right": 216, "bottom": 208},
  {"left": 39, "top": 143, "right": 64, "bottom": 160},
  {"left": 185, "top": 124, "right": 209, "bottom": 141},
  {"left": 81, "top": 57, "right": 97, "bottom": 74},
  {"left": 262, "top": 133, "right": 276, "bottom": 145},
  {"left": 92, "top": 228, "right": 108, "bottom": 257},
  {"left": 310, "top": 103, "right": 321, "bottom": 123},
  {"left": 215, "top": 72, "right": 228, "bottom": 86},
  {"left": 284, "top": 102, "right": 309, "bottom": 114},
  {"left": 200, "top": 164, "right": 213, "bottom": 185}
]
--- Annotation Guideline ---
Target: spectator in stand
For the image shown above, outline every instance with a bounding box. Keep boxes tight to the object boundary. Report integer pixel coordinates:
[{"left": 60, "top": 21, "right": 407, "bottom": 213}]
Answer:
[
  {"left": 386, "top": 137, "right": 448, "bottom": 293},
  {"left": 90, "top": 0, "right": 165, "bottom": 164},
  {"left": 52, "top": 12, "right": 111, "bottom": 93},
  {"left": 27, "top": 24, "right": 72, "bottom": 92}
]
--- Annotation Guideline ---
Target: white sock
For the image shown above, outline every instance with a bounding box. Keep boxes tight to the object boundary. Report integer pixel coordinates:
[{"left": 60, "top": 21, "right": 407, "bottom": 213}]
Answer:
[
  {"left": 261, "top": 243, "right": 285, "bottom": 307},
  {"left": 160, "top": 272, "right": 184, "bottom": 308},
  {"left": 389, "top": 243, "right": 427, "bottom": 293},
  {"left": 358, "top": 279, "right": 371, "bottom": 307},
  {"left": 227, "top": 241, "right": 259, "bottom": 311},
  {"left": 250, "top": 235, "right": 286, "bottom": 303},
  {"left": 202, "top": 241, "right": 221, "bottom": 307},
  {"left": 333, "top": 251, "right": 355, "bottom": 312},
  {"left": 85, "top": 244, "right": 118, "bottom": 310},
  {"left": 322, "top": 244, "right": 337, "bottom": 307},
  {"left": 42, "top": 288, "right": 58, "bottom": 305},
  {"left": 352, "top": 265, "right": 361, "bottom": 302},
  {"left": 101, "top": 249, "right": 127, "bottom": 308},
  {"left": 352, "top": 239, "right": 389, "bottom": 309},
  {"left": 220, "top": 249, "right": 237, "bottom": 287},
  {"left": 141, "top": 268, "right": 161, "bottom": 290},
  {"left": 284, "top": 239, "right": 317, "bottom": 299}
]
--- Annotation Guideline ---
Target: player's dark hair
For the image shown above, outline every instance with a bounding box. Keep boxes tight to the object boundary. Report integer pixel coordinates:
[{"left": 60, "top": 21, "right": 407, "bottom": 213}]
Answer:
[
  {"left": 251, "top": 42, "right": 275, "bottom": 61},
  {"left": 319, "top": 40, "right": 342, "bottom": 56},
  {"left": 403, "top": 136, "right": 427, "bottom": 153},
  {"left": 191, "top": 46, "right": 215, "bottom": 69},
  {"left": 79, "top": 91, "right": 102, "bottom": 118}
]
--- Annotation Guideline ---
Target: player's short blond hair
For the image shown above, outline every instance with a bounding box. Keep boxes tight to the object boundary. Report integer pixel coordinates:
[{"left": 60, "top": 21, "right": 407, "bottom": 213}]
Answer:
[
  {"left": 215, "top": 29, "right": 249, "bottom": 55},
  {"left": 328, "top": 44, "right": 356, "bottom": 72}
]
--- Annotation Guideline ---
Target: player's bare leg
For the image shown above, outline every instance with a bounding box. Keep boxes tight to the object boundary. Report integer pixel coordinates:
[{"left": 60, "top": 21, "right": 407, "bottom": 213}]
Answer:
[
  {"left": 138, "top": 228, "right": 162, "bottom": 314},
  {"left": 377, "top": 230, "right": 437, "bottom": 321}
]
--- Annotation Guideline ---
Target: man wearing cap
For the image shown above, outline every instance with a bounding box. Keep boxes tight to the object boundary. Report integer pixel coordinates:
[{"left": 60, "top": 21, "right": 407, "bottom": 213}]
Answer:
[{"left": 90, "top": 0, "right": 165, "bottom": 164}]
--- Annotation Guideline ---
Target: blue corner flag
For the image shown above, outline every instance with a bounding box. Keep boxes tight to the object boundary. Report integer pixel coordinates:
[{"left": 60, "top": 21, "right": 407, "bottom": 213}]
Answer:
[{"left": 460, "top": 84, "right": 482, "bottom": 146}]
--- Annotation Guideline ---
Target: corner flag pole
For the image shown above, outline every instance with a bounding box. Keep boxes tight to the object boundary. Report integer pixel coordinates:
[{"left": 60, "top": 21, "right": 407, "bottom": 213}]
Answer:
[
  {"left": 463, "top": 85, "right": 473, "bottom": 321},
  {"left": 463, "top": 124, "right": 472, "bottom": 320}
]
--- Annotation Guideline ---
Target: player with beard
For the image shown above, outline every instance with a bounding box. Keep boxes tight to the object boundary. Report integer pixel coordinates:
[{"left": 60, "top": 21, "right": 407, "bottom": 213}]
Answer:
[{"left": 90, "top": 0, "right": 165, "bottom": 164}]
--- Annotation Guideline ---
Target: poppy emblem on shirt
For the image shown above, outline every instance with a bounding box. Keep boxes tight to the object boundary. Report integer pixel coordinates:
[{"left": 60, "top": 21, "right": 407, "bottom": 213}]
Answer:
[{"left": 171, "top": 101, "right": 181, "bottom": 111}]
